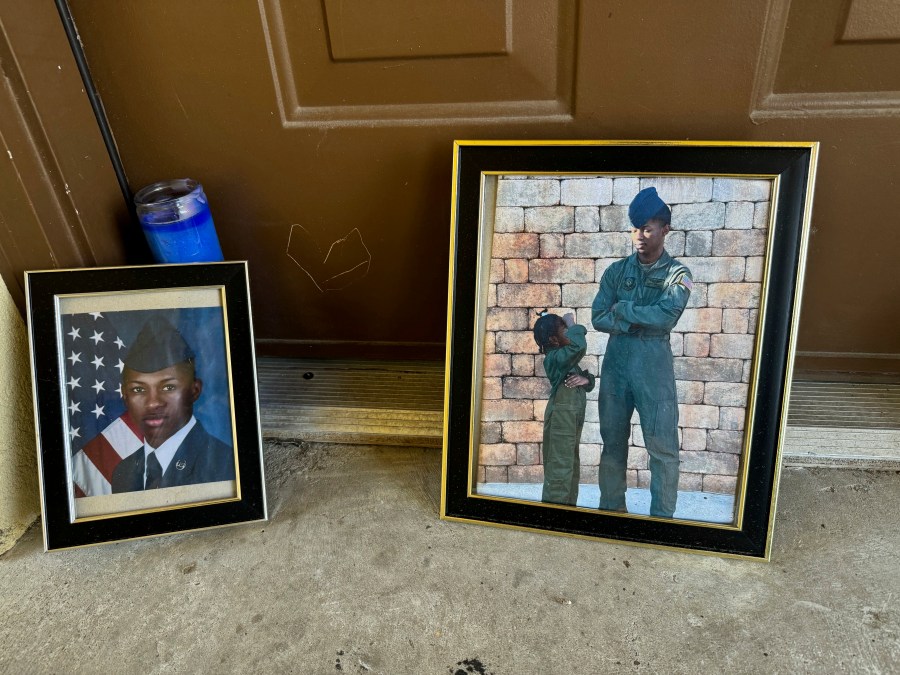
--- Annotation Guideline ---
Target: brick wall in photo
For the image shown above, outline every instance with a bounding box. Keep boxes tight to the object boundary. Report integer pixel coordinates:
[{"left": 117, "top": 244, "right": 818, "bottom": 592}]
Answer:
[{"left": 478, "top": 175, "right": 772, "bottom": 496}]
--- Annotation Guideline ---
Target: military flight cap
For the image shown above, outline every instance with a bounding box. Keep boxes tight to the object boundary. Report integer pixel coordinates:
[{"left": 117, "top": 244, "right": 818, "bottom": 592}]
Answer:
[
  {"left": 124, "top": 316, "right": 195, "bottom": 373},
  {"left": 629, "top": 187, "right": 671, "bottom": 228}
]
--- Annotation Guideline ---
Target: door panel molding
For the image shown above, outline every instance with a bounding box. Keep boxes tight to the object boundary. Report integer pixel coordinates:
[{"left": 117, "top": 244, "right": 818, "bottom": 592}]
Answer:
[
  {"left": 322, "top": 0, "right": 511, "bottom": 61},
  {"left": 259, "top": 0, "right": 577, "bottom": 127},
  {"left": 841, "top": 0, "right": 900, "bottom": 42},
  {"left": 751, "top": 0, "right": 900, "bottom": 120}
]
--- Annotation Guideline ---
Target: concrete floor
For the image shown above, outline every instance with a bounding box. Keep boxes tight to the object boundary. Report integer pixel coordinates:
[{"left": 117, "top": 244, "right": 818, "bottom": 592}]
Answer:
[{"left": 1, "top": 441, "right": 898, "bottom": 674}]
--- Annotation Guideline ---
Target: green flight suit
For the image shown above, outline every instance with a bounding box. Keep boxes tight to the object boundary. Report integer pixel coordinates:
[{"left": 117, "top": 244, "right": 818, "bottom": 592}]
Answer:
[
  {"left": 541, "top": 324, "right": 596, "bottom": 506},
  {"left": 591, "top": 251, "right": 692, "bottom": 517}
]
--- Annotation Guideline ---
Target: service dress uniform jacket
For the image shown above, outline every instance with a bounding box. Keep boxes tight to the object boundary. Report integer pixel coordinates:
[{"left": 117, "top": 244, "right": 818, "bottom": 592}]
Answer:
[
  {"left": 591, "top": 250, "right": 691, "bottom": 517},
  {"left": 541, "top": 324, "right": 596, "bottom": 506},
  {"left": 111, "top": 420, "right": 235, "bottom": 493}
]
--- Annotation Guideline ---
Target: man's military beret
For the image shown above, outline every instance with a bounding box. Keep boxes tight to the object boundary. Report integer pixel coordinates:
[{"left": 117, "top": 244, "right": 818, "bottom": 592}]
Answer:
[
  {"left": 124, "top": 316, "right": 195, "bottom": 373},
  {"left": 629, "top": 186, "right": 671, "bottom": 228}
]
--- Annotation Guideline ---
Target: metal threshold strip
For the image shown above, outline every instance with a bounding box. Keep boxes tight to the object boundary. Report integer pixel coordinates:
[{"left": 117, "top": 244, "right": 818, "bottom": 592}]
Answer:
[
  {"left": 781, "top": 380, "right": 900, "bottom": 468},
  {"left": 786, "top": 381, "right": 900, "bottom": 429},
  {"left": 257, "top": 358, "right": 444, "bottom": 447},
  {"left": 257, "top": 358, "right": 900, "bottom": 467}
]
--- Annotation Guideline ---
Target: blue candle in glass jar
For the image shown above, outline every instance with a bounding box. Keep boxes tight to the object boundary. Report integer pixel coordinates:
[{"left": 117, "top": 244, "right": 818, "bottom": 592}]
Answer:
[{"left": 134, "top": 179, "right": 224, "bottom": 263}]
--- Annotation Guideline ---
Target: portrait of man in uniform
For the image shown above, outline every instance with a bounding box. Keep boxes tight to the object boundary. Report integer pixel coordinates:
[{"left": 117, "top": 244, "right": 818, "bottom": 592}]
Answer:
[
  {"left": 475, "top": 172, "right": 770, "bottom": 524},
  {"left": 591, "top": 187, "right": 692, "bottom": 518},
  {"left": 65, "top": 293, "right": 239, "bottom": 517},
  {"left": 110, "top": 316, "right": 236, "bottom": 493},
  {"left": 442, "top": 141, "right": 817, "bottom": 556},
  {"left": 29, "top": 262, "right": 267, "bottom": 548}
]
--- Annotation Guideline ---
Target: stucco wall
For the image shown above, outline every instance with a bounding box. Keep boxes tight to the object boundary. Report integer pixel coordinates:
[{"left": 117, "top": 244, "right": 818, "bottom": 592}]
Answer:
[{"left": 0, "top": 276, "right": 39, "bottom": 554}]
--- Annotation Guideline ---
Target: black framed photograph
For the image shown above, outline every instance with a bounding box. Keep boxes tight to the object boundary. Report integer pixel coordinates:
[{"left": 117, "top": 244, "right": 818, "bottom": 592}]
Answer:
[
  {"left": 26, "top": 262, "right": 267, "bottom": 550},
  {"left": 440, "top": 140, "right": 819, "bottom": 559}
]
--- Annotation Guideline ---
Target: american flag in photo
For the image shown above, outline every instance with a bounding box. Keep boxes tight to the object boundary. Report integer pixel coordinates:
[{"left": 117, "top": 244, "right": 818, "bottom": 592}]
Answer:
[{"left": 61, "top": 311, "right": 142, "bottom": 497}]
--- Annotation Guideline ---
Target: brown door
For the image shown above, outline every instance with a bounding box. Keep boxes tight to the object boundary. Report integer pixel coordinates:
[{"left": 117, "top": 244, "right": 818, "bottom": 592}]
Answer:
[{"left": 25, "top": 1, "right": 900, "bottom": 368}]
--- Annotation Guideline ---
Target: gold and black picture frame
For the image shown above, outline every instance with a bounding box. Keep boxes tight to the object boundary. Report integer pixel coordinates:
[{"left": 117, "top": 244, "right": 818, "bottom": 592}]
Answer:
[
  {"left": 440, "top": 140, "right": 819, "bottom": 559},
  {"left": 26, "top": 262, "right": 267, "bottom": 550}
]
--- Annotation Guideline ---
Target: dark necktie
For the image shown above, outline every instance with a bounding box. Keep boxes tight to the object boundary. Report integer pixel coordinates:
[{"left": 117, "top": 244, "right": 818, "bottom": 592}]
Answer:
[{"left": 145, "top": 451, "right": 163, "bottom": 489}]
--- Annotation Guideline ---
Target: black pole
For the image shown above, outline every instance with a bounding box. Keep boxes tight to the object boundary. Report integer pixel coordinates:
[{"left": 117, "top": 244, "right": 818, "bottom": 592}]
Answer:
[{"left": 54, "top": 0, "right": 134, "bottom": 213}]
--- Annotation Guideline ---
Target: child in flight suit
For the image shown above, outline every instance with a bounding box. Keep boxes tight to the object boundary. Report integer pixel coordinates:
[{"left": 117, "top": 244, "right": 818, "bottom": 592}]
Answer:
[{"left": 533, "top": 311, "right": 596, "bottom": 506}]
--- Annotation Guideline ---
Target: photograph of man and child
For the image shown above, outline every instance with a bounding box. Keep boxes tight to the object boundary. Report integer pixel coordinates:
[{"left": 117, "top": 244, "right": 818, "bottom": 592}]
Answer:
[{"left": 477, "top": 176, "right": 769, "bottom": 524}]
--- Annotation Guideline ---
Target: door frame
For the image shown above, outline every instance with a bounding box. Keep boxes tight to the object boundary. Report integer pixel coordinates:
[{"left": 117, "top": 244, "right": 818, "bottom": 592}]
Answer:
[{"left": 0, "top": 0, "right": 130, "bottom": 312}]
